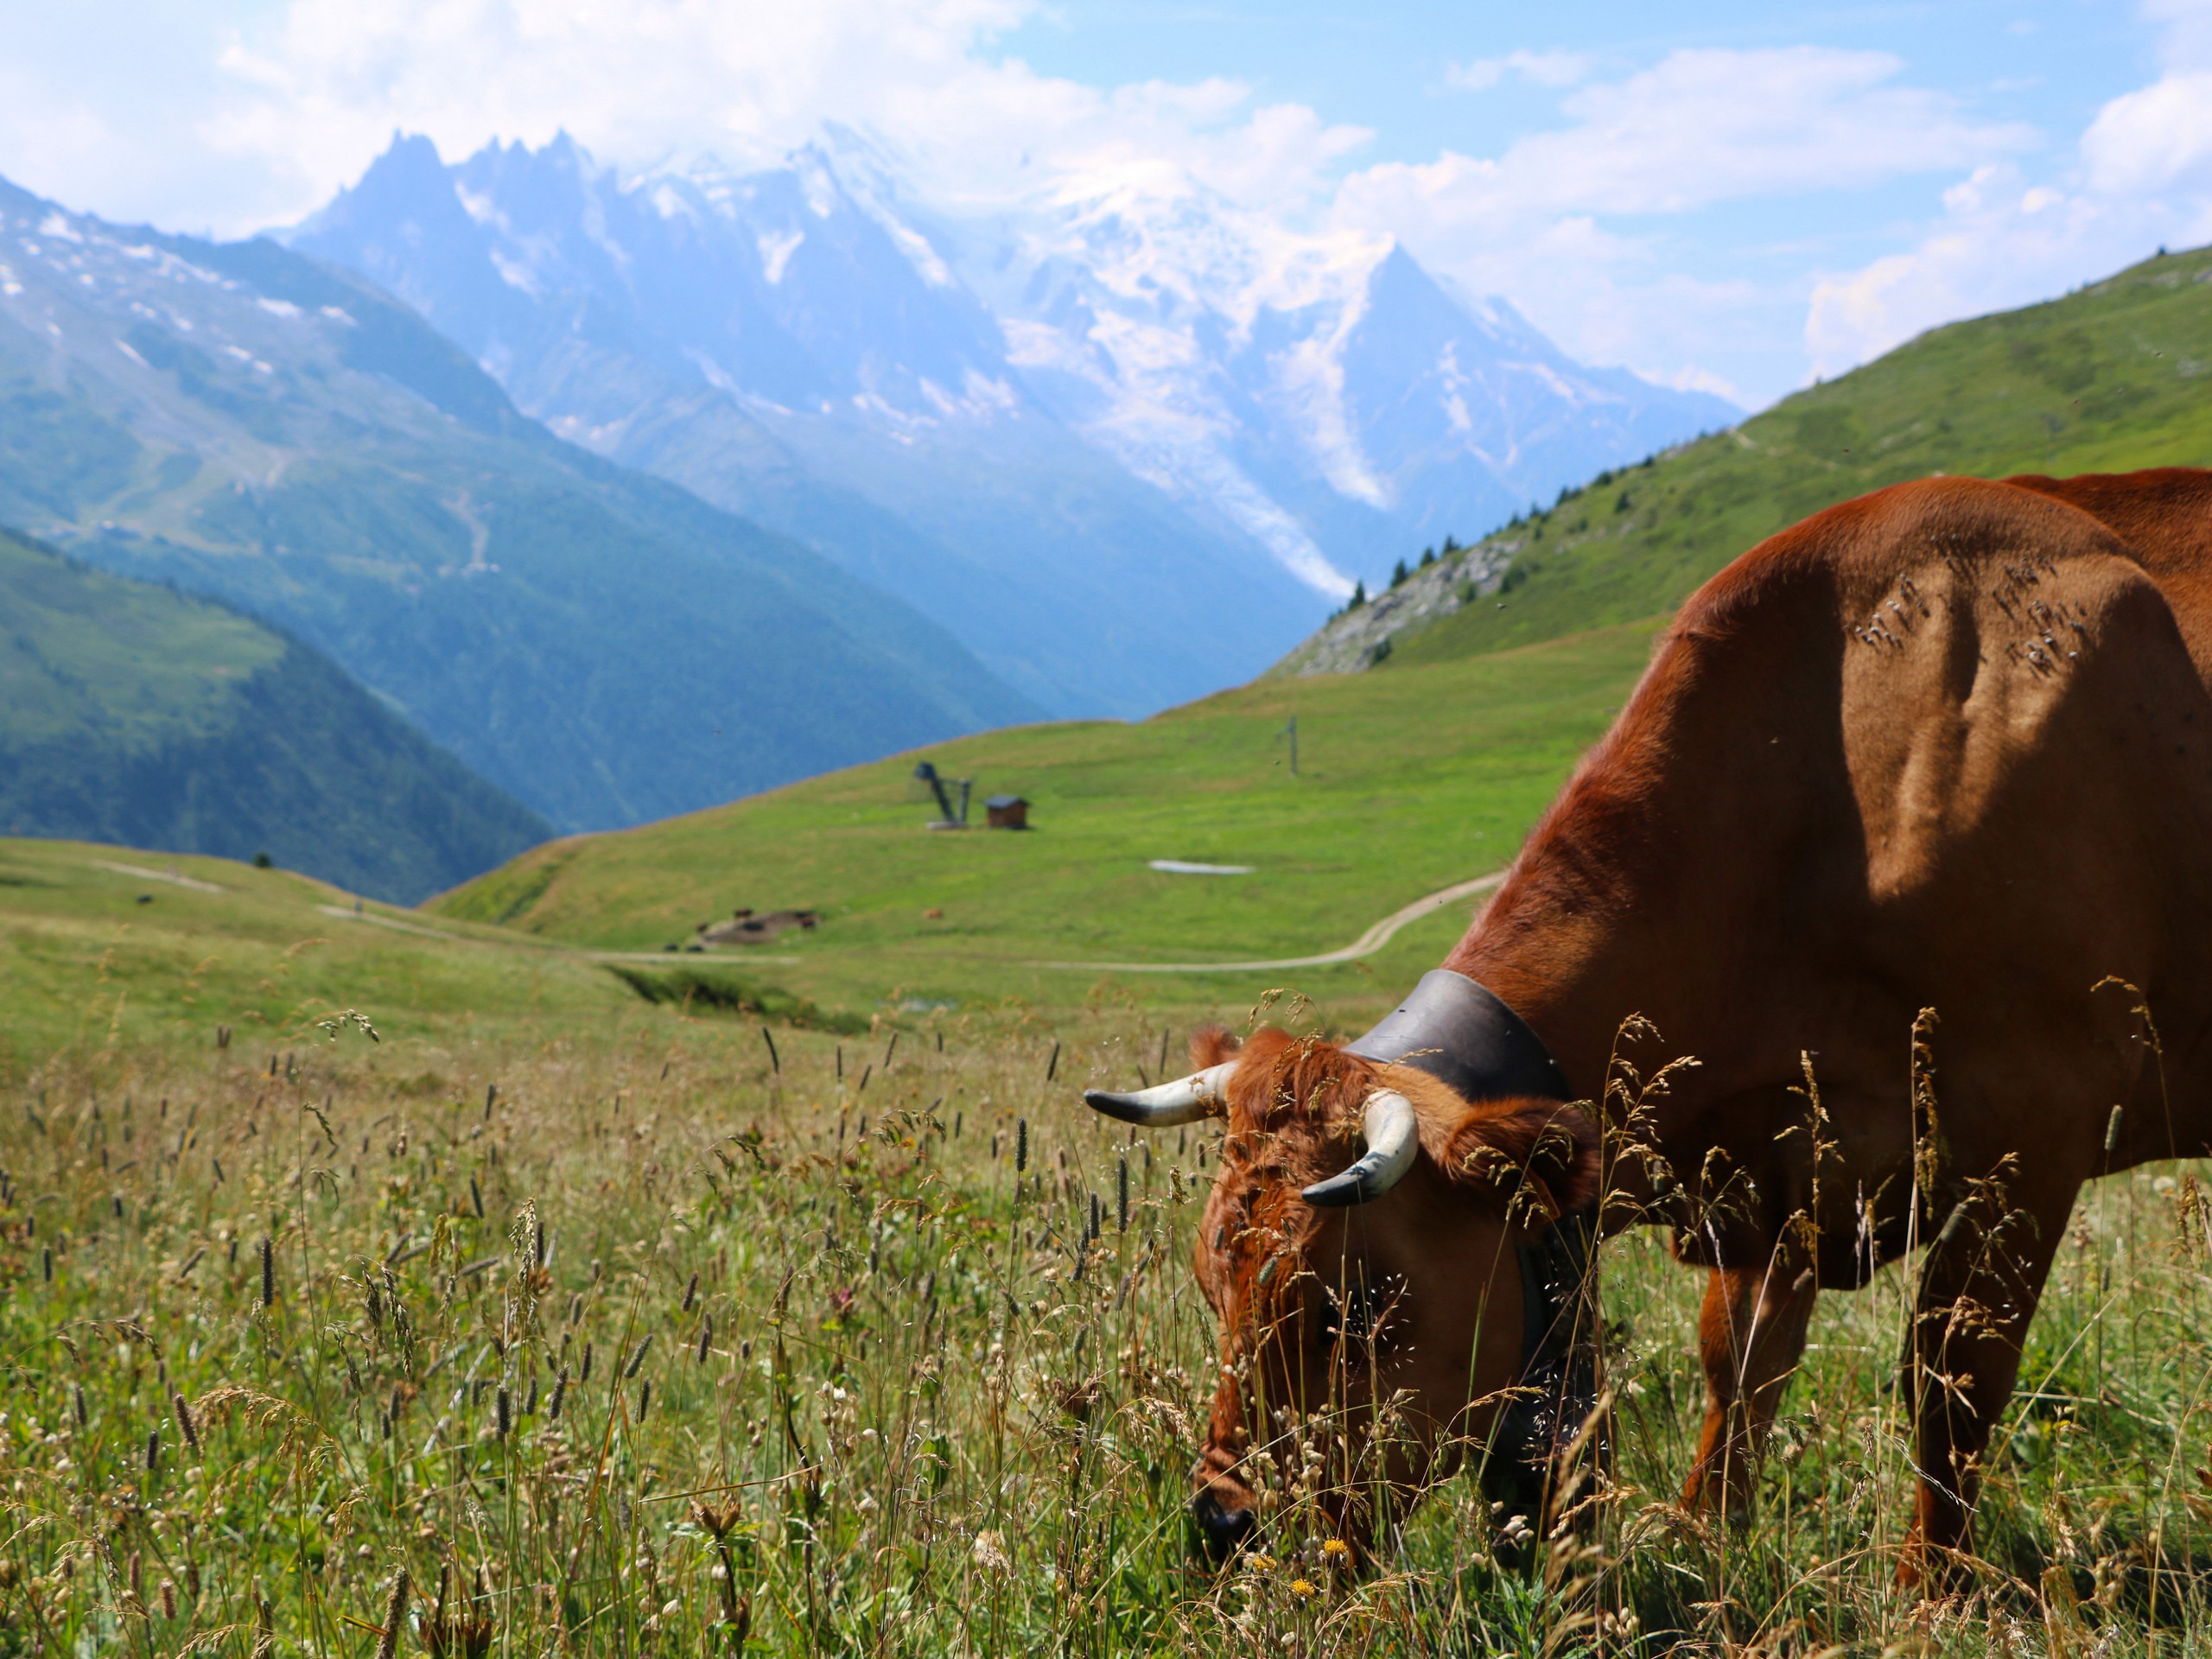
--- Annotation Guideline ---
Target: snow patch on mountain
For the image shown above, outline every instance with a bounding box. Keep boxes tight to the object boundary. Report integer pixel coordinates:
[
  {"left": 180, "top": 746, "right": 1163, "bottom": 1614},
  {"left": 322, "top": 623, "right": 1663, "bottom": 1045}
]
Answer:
[{"left": 282, "top": 129, "right": 1736, "bottom": 709}]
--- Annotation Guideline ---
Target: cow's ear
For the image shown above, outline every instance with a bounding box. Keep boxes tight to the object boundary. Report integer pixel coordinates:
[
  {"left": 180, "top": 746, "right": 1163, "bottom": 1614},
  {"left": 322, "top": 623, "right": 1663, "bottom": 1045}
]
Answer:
[
  {"left": 1190, "top": 1026, "right": 1242, "bottom": 1070},
  {"left": 1441, "top": 1099, "right": 1599, "bottom": 1226}
]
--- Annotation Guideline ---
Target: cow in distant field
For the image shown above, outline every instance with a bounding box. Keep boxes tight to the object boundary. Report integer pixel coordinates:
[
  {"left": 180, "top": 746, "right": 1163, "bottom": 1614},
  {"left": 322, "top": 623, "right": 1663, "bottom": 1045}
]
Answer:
[{"left": 1087, "top": 467, "right": 2212, "bottom": 1579}]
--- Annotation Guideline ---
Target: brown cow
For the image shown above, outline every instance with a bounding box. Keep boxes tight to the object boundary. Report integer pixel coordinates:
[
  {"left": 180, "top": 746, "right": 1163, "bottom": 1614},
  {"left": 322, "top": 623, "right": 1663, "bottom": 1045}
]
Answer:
[{"left": 1087, "top": 467, "right": 2212, "bottom": 1575}]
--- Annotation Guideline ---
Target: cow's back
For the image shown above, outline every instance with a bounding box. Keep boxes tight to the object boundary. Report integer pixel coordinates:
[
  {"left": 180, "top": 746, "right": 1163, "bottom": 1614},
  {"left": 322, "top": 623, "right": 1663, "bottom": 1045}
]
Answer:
[
  {"left": 1712, "top": 471, "right": 2212, "bottom": 1170},
  {"left": 1467, "top": 467, "right": 2212, "bottom": 1204},
  {"left": 2007, "top": 467, "right": 2212, "bottom": 690}
]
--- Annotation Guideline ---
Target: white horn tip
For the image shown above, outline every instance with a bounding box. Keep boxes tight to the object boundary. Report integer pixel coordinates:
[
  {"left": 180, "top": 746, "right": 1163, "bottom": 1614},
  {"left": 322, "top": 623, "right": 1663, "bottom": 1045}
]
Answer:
[
  {"left": 1083, "top": 1060, "right": 1235, "bottom": 1127},
  {"left": 1300, "top": 1088, "right": 1420, "bottom": 1207}
]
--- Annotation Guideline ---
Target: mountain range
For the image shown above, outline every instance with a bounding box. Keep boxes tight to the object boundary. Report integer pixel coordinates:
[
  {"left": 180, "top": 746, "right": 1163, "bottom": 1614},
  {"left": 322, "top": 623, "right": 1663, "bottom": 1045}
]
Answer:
[
  {"left": 0, "top": 524, "right": 545, "bottom": 901},
  {"left": 285, "top": 130, "right": 1736, "bottom": 717},
  {"left": 0, "top": 174, "right": 1034, "bottom": 836}
]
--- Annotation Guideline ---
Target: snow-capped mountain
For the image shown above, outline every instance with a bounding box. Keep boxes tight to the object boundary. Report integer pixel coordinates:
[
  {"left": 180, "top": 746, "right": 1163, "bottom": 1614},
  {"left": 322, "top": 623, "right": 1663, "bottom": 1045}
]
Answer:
[
  {"left": 287, "top": 133, "right": 1734, "bottom": 715},
  {"left": 290, "top": 132, "right": 1314, "bottom": 718},
  {"left": 978, "top": 163, "right": 1735, "bottom": 594}
]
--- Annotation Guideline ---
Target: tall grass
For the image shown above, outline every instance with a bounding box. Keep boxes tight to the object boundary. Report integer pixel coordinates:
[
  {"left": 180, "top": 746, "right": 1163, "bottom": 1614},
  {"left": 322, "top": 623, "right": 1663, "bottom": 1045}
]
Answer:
[{"left": 2, "top": 1008, "right": 2209, "bottom": 1655}]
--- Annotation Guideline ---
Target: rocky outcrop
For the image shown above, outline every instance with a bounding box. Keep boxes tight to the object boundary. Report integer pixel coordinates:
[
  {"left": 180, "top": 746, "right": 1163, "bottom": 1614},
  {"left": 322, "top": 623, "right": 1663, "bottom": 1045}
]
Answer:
[{"left": 1272, "top": 537, "right": 1523, "bottom": 677}]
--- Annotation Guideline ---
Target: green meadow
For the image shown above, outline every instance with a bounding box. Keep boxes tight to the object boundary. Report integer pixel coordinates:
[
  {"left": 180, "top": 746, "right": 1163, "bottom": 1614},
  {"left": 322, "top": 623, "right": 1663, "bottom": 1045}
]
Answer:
[
  {"left": 6, "top": 244, "right": 2212, "bottom": 1655},
  {"left": 429, "top": 621, "right": 1658, "bottom": 1020}
]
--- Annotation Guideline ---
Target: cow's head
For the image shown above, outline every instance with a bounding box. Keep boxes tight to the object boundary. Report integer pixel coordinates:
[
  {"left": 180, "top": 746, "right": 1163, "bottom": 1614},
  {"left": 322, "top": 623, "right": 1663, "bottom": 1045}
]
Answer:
[{"left": 1088, "top": 1026, "right": 1598, "bottom": 1560}]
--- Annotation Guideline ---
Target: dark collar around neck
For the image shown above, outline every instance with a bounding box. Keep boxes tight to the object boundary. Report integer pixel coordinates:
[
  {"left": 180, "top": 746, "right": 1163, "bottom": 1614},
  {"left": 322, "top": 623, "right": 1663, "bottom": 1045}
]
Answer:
[{"left": 1344, "top": 969, "right": 1571, "bottom": 1104}]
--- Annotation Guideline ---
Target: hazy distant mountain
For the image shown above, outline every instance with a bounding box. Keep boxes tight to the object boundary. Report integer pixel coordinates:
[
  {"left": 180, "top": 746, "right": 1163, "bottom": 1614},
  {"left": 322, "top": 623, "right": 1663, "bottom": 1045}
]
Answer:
[
  {"left": 0, "top": 173, "right": 1036, "bottom": 835},
  {"left": 0, "top": 525, "right": 546, "bottom": 902},
  {"left": 971, "top": 164, "right": 1740, "bottom": 591},
  {"left": 287, "top": 132, "right": 1732, "bottom": 715},
  {"left": 286, "top": 133, "right": 1317, "bottom": 719}
]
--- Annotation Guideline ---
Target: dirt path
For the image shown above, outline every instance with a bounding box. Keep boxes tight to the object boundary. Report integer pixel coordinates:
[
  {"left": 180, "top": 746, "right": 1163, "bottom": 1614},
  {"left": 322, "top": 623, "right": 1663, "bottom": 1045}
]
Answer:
[
  {"left": 92, "top": 855, "right": 1499, "bottom": 981},
  {"left": 1031, "top": 871, "right": 1504, "bottom": 975}
]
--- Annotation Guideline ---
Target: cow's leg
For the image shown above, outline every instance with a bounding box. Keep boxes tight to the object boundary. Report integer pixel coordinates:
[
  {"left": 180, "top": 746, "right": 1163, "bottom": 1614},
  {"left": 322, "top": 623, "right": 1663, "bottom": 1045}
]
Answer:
[
  {"left": 1899, "top": 1188, "right": 2068, "bottom": 1578},
  {"left": 1680, "top": 1261, "right": 1816, "bottom": 1515}
]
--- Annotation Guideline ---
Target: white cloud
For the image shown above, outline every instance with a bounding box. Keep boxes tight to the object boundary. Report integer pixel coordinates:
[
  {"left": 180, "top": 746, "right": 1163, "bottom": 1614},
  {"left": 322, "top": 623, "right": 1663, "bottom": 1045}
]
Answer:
[
  {"left": 1346, "top": 48, "right": 2031, "bottom": 231},
  {"left": 180, "top": 0, "right": 1371, "bottom": 231},
  {"left": 1332, "top": 48, "right": 2029, "bottom": 399},
  {"left": 2080, "top": 70, "right": 2212, "bottom": 194},
  {"left": 1805, "top": 2, "right": 2212, "bottom": 378},
  {"left": 1446, "top": 50, "right": 1591, "bottom": 92},
  {"left": 204, "top": 0, "right": 1034, "bottom": 217}
]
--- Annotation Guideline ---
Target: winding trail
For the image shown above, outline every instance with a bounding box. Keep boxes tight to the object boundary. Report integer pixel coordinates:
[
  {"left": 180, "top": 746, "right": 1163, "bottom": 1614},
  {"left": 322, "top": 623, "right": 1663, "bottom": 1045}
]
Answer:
[
  {"left": 1030, "top": 871, "right": 1505, "bottom": 975},
  {"left": 90, "top": 855, "right": 1500, "bottom": 979}
]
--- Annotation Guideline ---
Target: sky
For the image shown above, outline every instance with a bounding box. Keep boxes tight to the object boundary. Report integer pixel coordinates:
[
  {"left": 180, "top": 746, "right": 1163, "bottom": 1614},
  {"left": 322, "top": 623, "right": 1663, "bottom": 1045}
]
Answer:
[{"left": 1, "top": 0, "right": 2208, "bottom": 408}]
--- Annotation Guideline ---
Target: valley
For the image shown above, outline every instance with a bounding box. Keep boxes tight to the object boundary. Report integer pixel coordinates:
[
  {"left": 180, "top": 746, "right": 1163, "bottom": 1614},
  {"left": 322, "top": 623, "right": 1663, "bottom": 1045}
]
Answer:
[
  {"left": 0, "top": 526, "right": 544, "bottom": 903},
  {"left": 0, "top": 177, "right": 1036, "bottom": 842}
]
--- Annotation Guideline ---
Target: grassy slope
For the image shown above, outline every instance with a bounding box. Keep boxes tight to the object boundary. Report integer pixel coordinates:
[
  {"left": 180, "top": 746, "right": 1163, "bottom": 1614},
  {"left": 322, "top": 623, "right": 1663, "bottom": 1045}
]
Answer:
[
  {"left": 0, "top": 530, "right": 284, "bottom": 745},
  {"left": 0, "top": 615, "right": 1650, "bottom": 1080},
  {"left": 0, "top": 528, "right": 550, "bottom": 904},
  {"left": 430, "top": 622, "right": 1656, "bottom": 1015},
  {"left": 1390, "top": 243, "right": 2212, "bottom": 667},
  {"left": 0, "top": 836, "right": 652, "bottom": 1072}
]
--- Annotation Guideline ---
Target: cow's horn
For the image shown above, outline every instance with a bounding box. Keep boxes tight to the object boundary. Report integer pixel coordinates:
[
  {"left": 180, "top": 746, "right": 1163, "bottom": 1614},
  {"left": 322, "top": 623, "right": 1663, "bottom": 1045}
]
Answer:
[
  {"left": 1300, "top": 1090, "right": 1420, "bottom": 1207},
  {"left": 1084, "top": 1061, "right": 1236, "bottom": 1127}
]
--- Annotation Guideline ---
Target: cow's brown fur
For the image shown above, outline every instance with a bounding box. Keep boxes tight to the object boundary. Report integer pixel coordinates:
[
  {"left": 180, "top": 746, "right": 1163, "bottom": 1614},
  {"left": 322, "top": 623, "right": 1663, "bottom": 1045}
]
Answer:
[{"left": 1169, "top": 467, "right": 2212, "bottom": 1579}]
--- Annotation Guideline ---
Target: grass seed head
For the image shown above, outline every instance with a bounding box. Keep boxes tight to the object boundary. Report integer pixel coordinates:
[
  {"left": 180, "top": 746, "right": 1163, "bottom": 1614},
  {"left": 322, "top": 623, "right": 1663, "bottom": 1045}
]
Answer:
[{"left": 375, "top": 1569, "right": 410, "bottom": 1659}]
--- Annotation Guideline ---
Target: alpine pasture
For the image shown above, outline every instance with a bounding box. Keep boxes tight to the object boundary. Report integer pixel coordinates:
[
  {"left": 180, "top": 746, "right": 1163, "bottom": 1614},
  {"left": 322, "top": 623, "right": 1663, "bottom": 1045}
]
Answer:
[
  {"left": 7, "top": 608, "right": 2212, "bottom": 1656},
  {"left": 11, "top": 238, "right": 2212, "bottom": 1659}
]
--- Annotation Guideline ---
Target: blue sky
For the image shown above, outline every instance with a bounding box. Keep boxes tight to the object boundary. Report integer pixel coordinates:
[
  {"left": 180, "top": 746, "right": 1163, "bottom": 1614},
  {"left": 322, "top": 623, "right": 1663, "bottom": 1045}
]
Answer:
[
  {"left": 1, "top": 0, "right": 2206, "bottom": 406},
  {"left": 1007, "top": 1, "right": 2147, "bottom": 165}
]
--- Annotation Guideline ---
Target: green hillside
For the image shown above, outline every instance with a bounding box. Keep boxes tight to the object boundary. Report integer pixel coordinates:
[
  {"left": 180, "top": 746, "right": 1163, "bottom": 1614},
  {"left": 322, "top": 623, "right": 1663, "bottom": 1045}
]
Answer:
[
  {"left": 429, "top": 621, "right": 1656, "bottom": 1014},
  {"left": 0, "top": 175, "right": 1036, "bottom": 836},
  {"left": 0, "top": 527, "right": 548, "bottom": 903},
  {"left": 0, "top": 836, "right": 668, "bottom": 1069},
  {"left": 1287, "top": 241, "right": 2212, "bottom": 673}
]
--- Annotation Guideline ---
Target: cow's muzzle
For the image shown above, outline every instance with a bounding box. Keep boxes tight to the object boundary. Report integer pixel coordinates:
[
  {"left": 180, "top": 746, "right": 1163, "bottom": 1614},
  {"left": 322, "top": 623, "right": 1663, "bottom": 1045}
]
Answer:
[{"left": 1189, "top": 1484, "right": 1257, "bottom": 1561}]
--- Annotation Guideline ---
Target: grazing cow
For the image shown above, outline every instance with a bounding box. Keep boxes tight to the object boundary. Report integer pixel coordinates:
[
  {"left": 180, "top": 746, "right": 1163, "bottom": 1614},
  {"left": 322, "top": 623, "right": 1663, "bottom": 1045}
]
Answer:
[{"left": 1087, "top": 467, "right": 2212, "bottom": 1575}]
